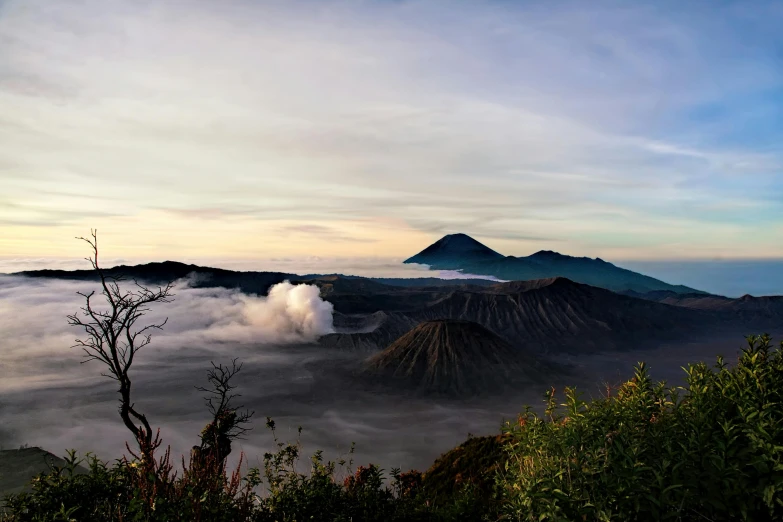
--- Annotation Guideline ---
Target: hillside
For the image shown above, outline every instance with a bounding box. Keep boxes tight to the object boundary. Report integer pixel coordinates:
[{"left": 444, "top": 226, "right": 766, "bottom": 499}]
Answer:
[
  {"left": 14, "top": 263, "right": 496, "bottom": 297},
  {"left": 325, "top": 277, "right": 715, "bottom": 354},
  {"left": 414, "top": 278, "right": 713, "bottom": 352},
  {"left": 620, "top": 289, "right": 783, "bottom": 327},
  {"left": 422, "top": 434, "right": 510, "bottom": 507},
  {"left": 0, "top": 447, "right": 88, "bottom": 501},
  {"left": 16, "top": 261, "right": 297, "bottom": 296},
  {"left": 363, "top": 319, "right": 559, "bottom": 395},
  {"left": 403, "top": 234, "right": 707, "bottom": 295},
  {"left": 403, "top": 233, "right": 504, "bottom": 267}
]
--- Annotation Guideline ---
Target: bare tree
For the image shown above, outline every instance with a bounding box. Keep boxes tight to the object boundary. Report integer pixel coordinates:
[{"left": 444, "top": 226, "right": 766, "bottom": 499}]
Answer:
[
  {"left": 191, "top": 359, "right": 255, "bottom": 475},
  {"left": 67, "top": 230, "right": 174, "bottom": 460}
]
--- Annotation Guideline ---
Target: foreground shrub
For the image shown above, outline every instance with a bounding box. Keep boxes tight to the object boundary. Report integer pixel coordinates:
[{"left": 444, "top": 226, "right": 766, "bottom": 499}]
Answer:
[
  {"left": 500, "top": 334, "right": 783, "bottom": 521},
  {"left": 248, "top": 418, "right": 483, "bottom": 521},
  {"left": 2, "top": 444, "right": 257, "bottom": 522},
  {"left": 1, "top": 419, "right": 483, "bottom": 522},
  {"left": 421, "top": 433, "right": 509, "bottom": 514}
]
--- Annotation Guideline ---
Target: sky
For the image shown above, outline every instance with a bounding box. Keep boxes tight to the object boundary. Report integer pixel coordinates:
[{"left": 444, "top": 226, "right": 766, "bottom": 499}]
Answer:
[{"left": 1, "top": 0, "right": 782, "bottom": 263}]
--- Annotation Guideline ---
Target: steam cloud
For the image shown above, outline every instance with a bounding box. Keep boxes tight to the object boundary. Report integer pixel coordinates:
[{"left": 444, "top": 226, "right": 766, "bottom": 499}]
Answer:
[
  {"left": 0, "top": 276, "right": 334, "bottom": 395},
  {"left": 238, "top": 280, "right": 335, "bottom": 341},
  {"left": 176, "top": 280, "right": 335, "bottom": 345}
]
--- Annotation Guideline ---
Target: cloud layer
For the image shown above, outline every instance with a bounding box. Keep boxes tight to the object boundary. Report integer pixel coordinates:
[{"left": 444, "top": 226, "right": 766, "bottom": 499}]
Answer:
[
  {"left": 0, "top": 276, "right": 335, "bottom": 395},
  {"left": 0, "top": 275, "right": 521, "bottom": 473}
]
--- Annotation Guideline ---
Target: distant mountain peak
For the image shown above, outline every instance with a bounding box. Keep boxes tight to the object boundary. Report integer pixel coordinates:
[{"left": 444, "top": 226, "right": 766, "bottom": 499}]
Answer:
[
  {"left": 528, "top": 250, "right": 596, "bottom": 262},
  {"left": 529, "top": 250, "right": 564, "bottom": 259},
  {"left": 400, "top": 234, "right": 706, "bottom": 295},
  {"left": 403, "top": 233, "right": 503, "bottom": 266},
  {"left": 490, "top": 276, "right": 578, "bottom": 293},
  {"left": 426, "top": 233, "right": 499, "bottom": 253},
  {"left": 441, "top": 233, "right": 473, "bottom": 240}
]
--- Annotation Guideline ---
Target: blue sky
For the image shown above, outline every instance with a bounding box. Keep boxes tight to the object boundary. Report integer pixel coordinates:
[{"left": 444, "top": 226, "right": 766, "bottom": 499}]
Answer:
[{"left": 0, "top": 0, "right": 781, "bottom": 262}]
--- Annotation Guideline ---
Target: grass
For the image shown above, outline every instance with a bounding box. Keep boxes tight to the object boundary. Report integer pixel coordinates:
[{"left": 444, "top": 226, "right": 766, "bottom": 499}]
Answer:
[{"left": 3, "top": 333, "right": 782, "bottom": 521}]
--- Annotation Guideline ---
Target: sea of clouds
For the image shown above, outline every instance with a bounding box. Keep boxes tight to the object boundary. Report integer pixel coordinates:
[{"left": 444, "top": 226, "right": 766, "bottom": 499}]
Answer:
[
  {"left": 0, "top": 276, "right": 336, "bottom": 394},
  {"left": 0, "top": 274, "right": 516, "bottom": 476},
  {"left": 2, "top": 265, "right": 764, "bottom": 479}
]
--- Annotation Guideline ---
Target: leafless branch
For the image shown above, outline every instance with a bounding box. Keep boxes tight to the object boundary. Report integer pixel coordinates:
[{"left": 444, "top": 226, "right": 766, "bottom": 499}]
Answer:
[{"left": 67, "top": 229, "right": 175, "bottom": 459}]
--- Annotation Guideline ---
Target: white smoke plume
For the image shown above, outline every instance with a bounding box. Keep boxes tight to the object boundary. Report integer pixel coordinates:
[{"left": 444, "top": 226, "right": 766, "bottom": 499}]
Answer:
[
  {"left": 180, "top": 280, "right": 335, "bottom": 344},
  {"left": 0, "top": 276, "right": 334, "bottom": 395}
]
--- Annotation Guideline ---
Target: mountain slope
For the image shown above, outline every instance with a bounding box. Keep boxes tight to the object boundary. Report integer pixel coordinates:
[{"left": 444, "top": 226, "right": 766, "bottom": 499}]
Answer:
[
  {"left": 404, "top": 233, "right": 504, "bottom": 267},
  {"left": 16, "top": 261, "right": 297, "bottom": 295},
  {"left": 621, "top": 290, "right": 783, "bottom": 326},
  {"left": 364, "top": 319, "right": 556, "bottom": 395},
  {"left": 403, "top": 234, "right": 706, "bottom": 295},
  {"left": 409, "top": 277, "right": 711, "bottom": 353},
  {"left": 1, "top": 447, "right": 88, "bottom": 499},
  {"left": 321, "top": 311, "right": 419, "bottom": 351},
  {"left": 324, "top": 277, "right": 716, "bottom": 354}
]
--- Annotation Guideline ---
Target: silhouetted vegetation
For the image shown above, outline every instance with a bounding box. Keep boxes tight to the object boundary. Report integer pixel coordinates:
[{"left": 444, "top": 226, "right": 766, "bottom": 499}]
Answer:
[{"left": 66, "top": 230, "right": 175, "bottom": 463}]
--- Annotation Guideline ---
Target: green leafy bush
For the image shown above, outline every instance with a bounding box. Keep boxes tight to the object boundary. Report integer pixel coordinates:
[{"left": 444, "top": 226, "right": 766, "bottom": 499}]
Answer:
[
  {"left": 421, "top": 433, "right": 509, "bottom": 515},
  {"left": 1, "top": 418, "right": 479, "bottom": 522},
  {"left": 2, "top": 443, "right": 258, "bottom": 522},
  {"left": 500, "top": 334, "right": 783, "bottom": 521}
]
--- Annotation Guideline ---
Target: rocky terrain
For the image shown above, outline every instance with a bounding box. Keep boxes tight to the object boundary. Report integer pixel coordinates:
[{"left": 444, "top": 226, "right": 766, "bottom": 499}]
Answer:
[
  {"left": 322, "top": 277, "right": 721, "bottom": 355},
  {"left": 363, "top": 320, "right": 561, "bottom": 396}
]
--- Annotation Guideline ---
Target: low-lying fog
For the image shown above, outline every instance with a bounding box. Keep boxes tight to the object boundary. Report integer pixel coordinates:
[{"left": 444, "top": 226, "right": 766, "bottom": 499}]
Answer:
[{"left": 0, "top": 275, "right": 759, "bottom": 477}]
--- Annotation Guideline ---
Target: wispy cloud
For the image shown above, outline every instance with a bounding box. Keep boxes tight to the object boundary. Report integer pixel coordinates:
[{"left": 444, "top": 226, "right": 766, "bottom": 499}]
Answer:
[
  {"left": 280, "top": 224, "right": 379, "bottom": 243},
  {"left": 0, "top": 0, "right": 781, "bottom": 260}
]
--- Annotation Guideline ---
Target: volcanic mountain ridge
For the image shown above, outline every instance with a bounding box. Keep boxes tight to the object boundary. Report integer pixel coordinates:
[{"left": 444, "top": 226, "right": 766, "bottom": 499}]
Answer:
[
  {"left": 324, "top": 276, "right": 715, "bottom": 354},
  {"left": 363, "top": 319, "right": 559, "bottom": 396},
  {"left": 404, "top": 233, "right": 706, "bottom": 295}
]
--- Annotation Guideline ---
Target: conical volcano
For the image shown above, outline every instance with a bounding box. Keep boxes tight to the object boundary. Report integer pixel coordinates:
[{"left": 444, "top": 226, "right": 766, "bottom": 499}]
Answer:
[
  {"left": 364, "top": 319, "right": 555, "bottom": 396},
  {"left": 403, "top": 233, "right": 503, "bottom": 267}
]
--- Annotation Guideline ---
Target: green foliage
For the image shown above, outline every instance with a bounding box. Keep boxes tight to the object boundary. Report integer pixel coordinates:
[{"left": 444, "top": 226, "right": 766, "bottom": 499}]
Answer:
[
  {"left": 243, "top": 417, "right": 481, "bottom": 521},
  {"left": 2, "top": 444, "right": 257, "bottom": 522},
  {"left": 2, "top": 450, "right": 125, "bottom": 522},
  {"left": 1, "top": 419, "right": 480, "bottom": 522},
  {"left": 500, "top": 333, "right": 783, "bottom": 521},
  {"left": 422, "top": 433, "right": 509, "bottom": 514}
]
